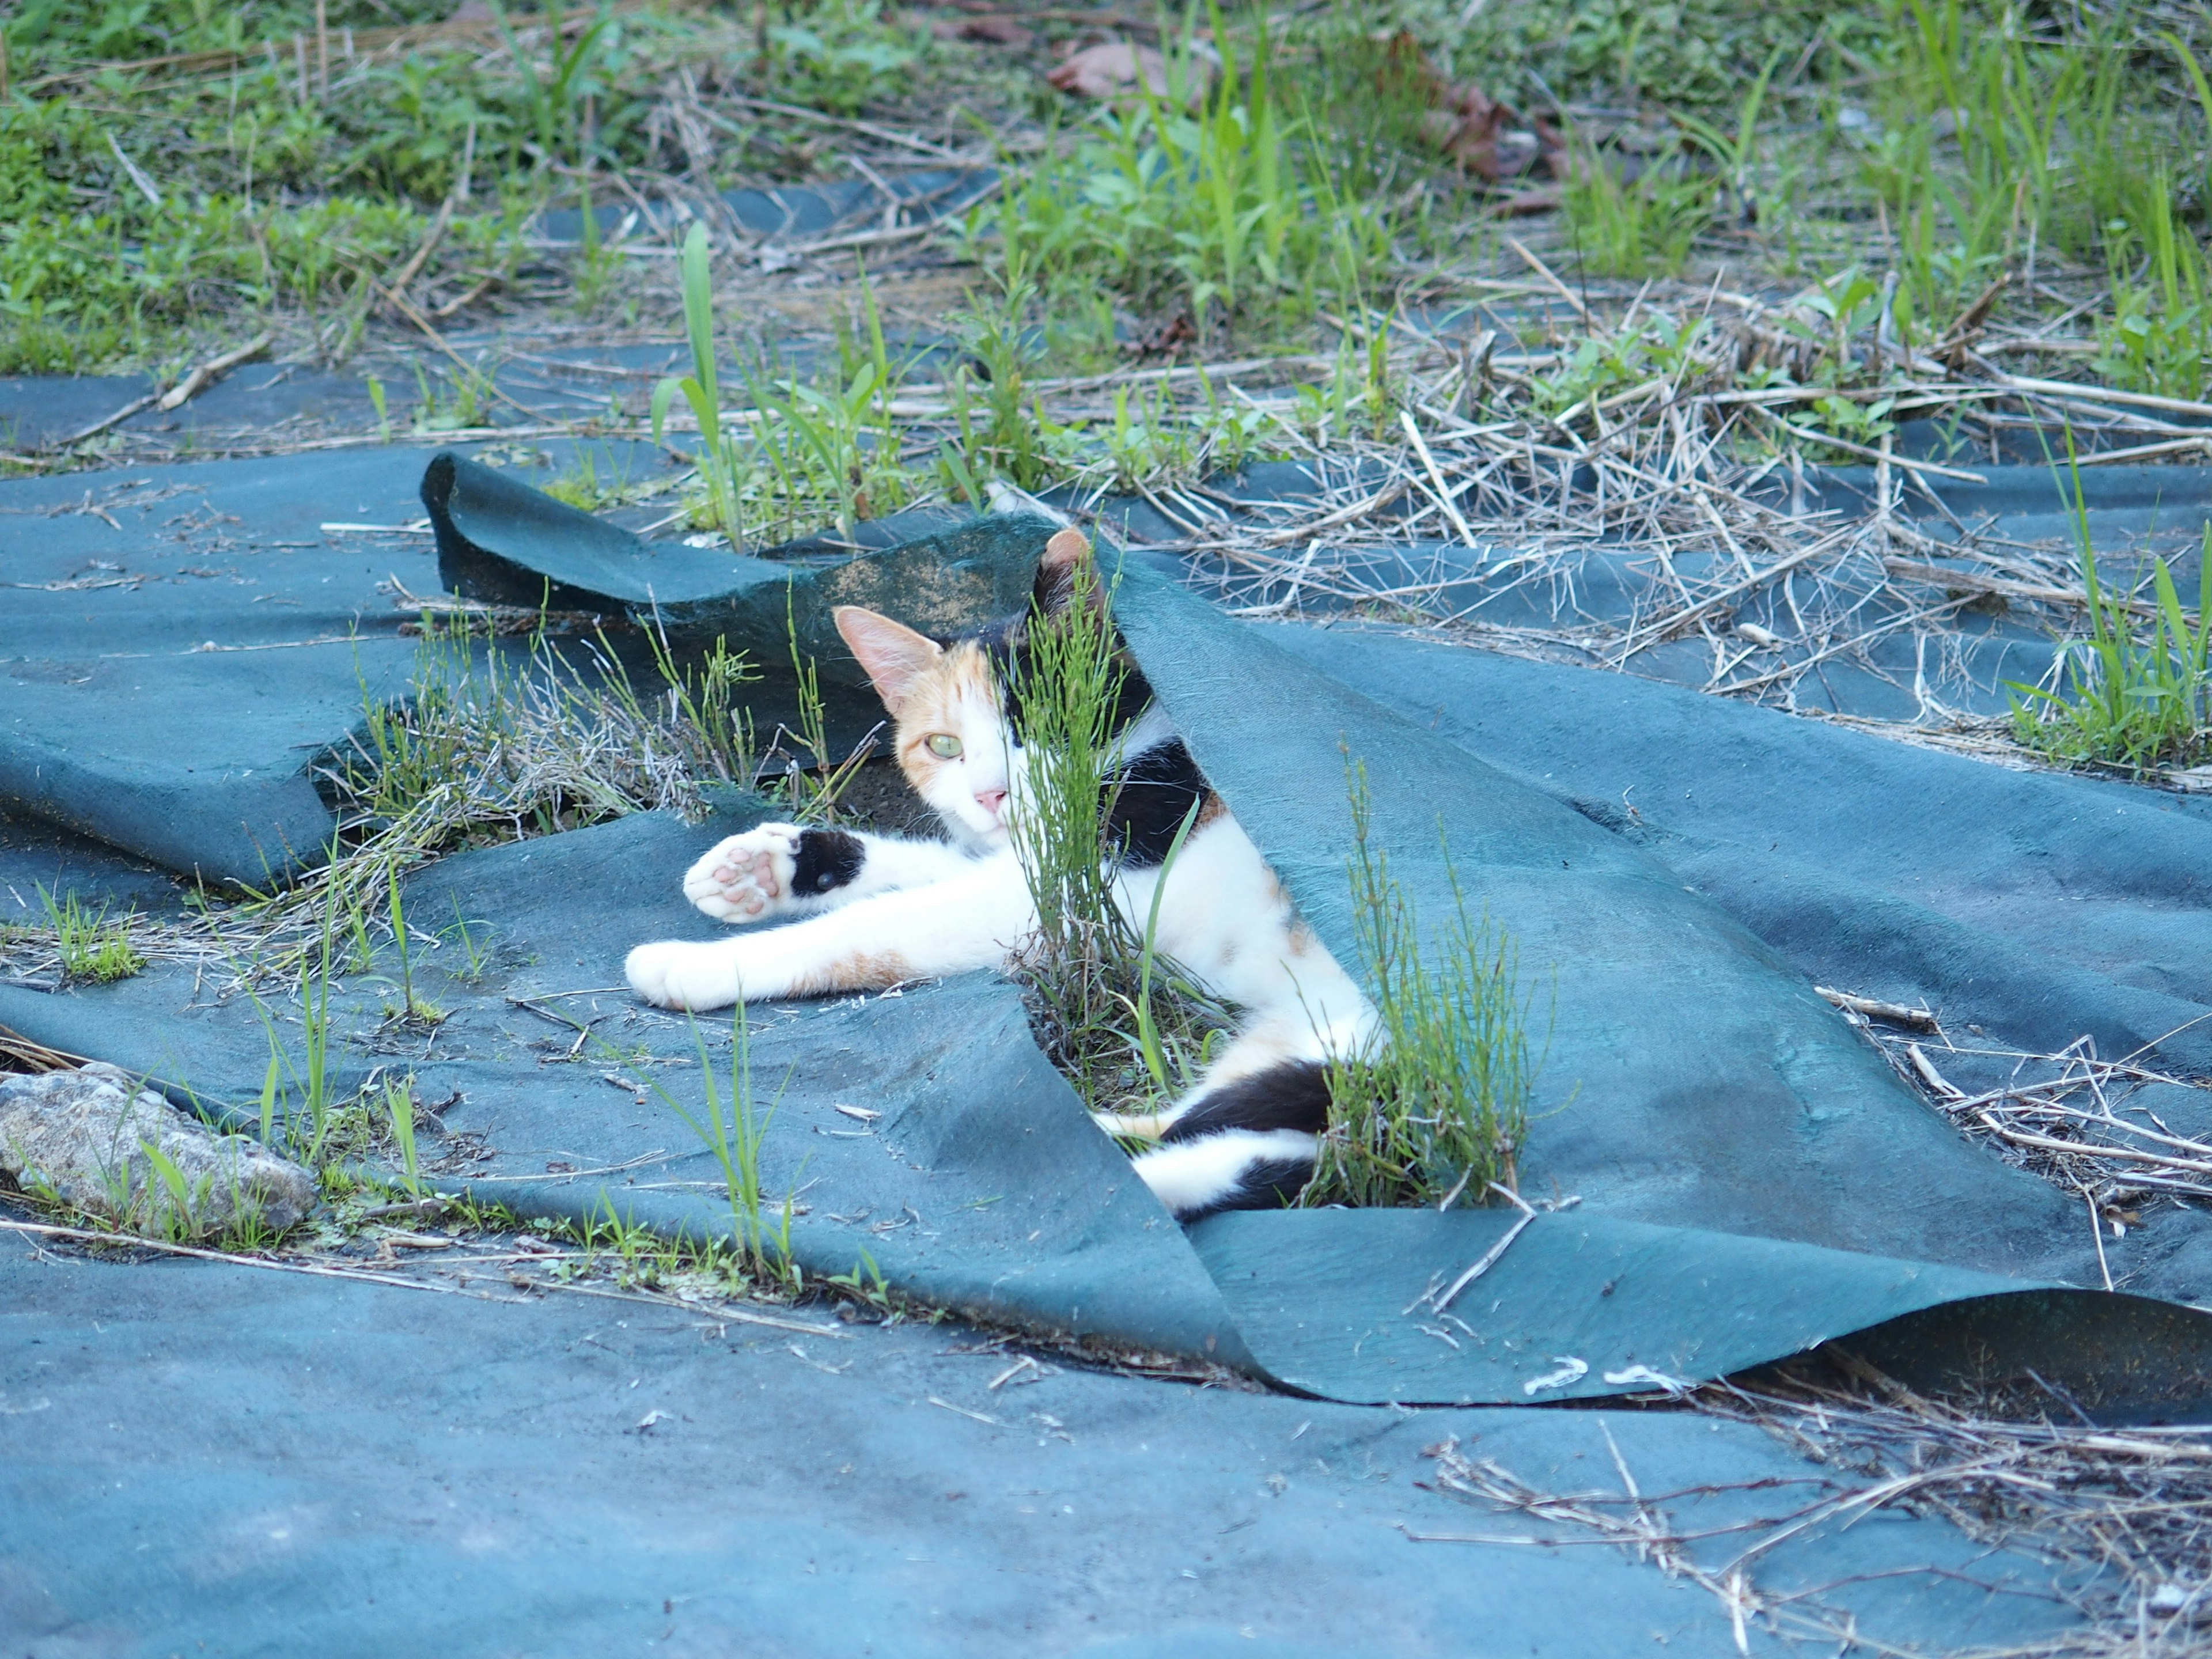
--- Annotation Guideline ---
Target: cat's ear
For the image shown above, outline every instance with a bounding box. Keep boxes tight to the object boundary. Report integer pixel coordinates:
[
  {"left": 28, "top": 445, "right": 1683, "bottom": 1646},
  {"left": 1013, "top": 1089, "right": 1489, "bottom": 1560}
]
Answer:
[
  {"left": 1034, "top": 526, "right": 1097, "bottom": 615},
  {"left": 834, "top": 606, "right": 942, "bottom": 714}
]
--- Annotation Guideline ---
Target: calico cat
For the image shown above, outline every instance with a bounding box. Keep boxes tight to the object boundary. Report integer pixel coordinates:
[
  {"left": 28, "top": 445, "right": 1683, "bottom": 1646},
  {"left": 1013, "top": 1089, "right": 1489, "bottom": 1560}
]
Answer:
[{"left": 625, "top": 528, "right": 1370, "bottom": 1219}]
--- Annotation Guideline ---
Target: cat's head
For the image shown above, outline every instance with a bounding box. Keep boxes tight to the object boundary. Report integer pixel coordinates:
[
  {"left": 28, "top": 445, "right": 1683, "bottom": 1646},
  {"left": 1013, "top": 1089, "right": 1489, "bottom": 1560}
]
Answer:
[{"left": 832, "top": 527, "right": 1097, "bottom": 851}]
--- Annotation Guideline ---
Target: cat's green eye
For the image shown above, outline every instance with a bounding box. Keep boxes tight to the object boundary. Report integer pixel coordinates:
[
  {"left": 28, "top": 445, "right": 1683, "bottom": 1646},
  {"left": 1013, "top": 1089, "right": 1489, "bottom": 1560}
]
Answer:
[{"left": 925, "top": 733, "right": 963, "bottom": 759}]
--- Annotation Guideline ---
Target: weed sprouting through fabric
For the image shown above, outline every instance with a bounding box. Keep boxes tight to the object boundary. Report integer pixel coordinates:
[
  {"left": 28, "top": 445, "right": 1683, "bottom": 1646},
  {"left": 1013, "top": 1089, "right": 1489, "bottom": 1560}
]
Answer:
[
  {"left": 36, "top": 886, "right": 144, "bottom": 983},
  {"left": 758, "top": 585, "right": 874, "bottom": 822},
  {"left": 1006, "top": 547, "right": 1137, "bottom": 1097},
  {"left": 1003, "top": 547, "right": 1227, "bottom": 1116},
  {"left": 1305, "top": 760, "right": 1537, "bottom": 1210},
  {"left": 619, "top": 1004, "right": 796, "bottom": 1287},
  {"left": 2008, "top": 449, "right": 2211, "bottom": 774}
]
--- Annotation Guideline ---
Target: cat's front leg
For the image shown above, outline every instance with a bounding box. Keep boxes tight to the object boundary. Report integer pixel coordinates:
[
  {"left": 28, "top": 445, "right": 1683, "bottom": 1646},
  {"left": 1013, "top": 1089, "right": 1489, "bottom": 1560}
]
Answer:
[
  {"left": 685, "top": 824, "right": 981, "bottom": 922},
  {"left": 632, "top": 852, "right": 1034, "bottom": 1010}
]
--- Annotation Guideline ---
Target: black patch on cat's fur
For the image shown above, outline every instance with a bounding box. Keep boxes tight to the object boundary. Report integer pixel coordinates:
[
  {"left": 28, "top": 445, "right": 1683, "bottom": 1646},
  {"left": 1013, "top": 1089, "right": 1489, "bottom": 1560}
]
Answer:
[
  {"left": 1182, "top": 1153, "right": 1315, "bottom": 1219},
  {"left": 1160, "top": 1059, "right": 1331, "bottom": 1142},
  {"left": 1105, "top": 739, "right": 1211, "bottom": 869},
  {"left": 790, "top": 828, "right": 866, "bottom": 895}
]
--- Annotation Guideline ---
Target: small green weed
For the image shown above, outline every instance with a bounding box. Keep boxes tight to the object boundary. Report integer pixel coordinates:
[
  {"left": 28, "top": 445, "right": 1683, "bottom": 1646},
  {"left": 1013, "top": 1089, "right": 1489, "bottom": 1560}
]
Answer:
[
  {"left": 381, "top": 1076, "right": 423, "bottom": 1194},
  {"left": 653, "top": 222, "right": 745, "bottom": 546},
  {"left": 541, "top": 449, "right": 632, "bottom": 512},
  {"left": 763, "top": 0, "right": 922, "bottom": 117},
  {"left": 447, "top": 897, "right": 494, "bottom": 982},
  {"left": 620, "top": 1006, "right": 797, "bottom": 1288},
  {"left": 37, "top": 886, "right": 144, "bottom": 983},
  {"left": 2090, "top": 169, "right": 2212, "bottom": 403},
  {"left": 745, "top": 268, "right": 916, "bottom": 540},
  {"left": 2009, "top": 459, "right": 2211, "bottom": 773},
  {"left": 381, "top": 860, "right": 443, "bottom": 1025},
  {"left": 1305, "top": 762, "right": 1537, "bottom": 1210},
  {"left": 984, "top": 10, "right": 1389, "bottom": 336},
  {"left": 940, "top": 255, "right": 1071, "bottom": 493},
  {"left": 757, "top": 587, "right": 872, "bottom": 821},
  {"left": 495, "top": 0, "right": 615, "bottom": 173}
]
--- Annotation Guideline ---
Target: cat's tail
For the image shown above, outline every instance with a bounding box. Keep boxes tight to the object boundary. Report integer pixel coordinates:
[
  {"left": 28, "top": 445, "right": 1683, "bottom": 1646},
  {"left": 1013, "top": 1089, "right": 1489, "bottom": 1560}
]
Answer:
[{"left": 1116, "top": 1006, "right": 1369, "bottom": 1222}]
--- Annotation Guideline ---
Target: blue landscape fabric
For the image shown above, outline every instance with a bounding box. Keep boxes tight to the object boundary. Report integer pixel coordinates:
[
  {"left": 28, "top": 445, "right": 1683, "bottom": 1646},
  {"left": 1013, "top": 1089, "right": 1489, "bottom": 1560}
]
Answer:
[
  {"left": 0, "top": 1227, "right": 2087, "bottom": 1658},
  {"left": 2, "top": 452, "right": 2210, "bottom": 1415}
]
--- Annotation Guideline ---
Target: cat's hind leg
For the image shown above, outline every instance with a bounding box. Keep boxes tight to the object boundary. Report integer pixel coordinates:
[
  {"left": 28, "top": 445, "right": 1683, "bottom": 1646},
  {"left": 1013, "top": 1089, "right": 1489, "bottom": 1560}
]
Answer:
[
  {"left": 1131, "top": 1128, "right": 1320, "bottom": 1219},
  {"left": 1116, "top": 1006, "right": 1360, "bottom": 1220}
]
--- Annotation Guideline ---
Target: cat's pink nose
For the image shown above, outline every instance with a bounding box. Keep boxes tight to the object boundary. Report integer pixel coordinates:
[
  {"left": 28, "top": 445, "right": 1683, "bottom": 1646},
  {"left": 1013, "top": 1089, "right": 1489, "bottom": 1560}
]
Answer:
[{"left": 975, "top": 787, "right": 1007, "bottom": 818}]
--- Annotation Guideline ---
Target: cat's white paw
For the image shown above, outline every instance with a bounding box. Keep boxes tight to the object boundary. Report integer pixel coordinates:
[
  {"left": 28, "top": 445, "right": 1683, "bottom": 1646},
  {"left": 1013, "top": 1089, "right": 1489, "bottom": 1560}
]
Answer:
[
  {"left": 684, "top": 824, "right": 804, "bottom": 922},
  {"left": 625, "top": 941, "right": 742, "bottom": 1012}
]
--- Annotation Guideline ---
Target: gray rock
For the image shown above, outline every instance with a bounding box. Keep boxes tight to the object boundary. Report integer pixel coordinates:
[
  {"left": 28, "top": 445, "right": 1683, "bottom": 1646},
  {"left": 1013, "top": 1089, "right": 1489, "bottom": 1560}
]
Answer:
[{"left": 0, "top": 1063, "right": 316, "bottom": 1239}]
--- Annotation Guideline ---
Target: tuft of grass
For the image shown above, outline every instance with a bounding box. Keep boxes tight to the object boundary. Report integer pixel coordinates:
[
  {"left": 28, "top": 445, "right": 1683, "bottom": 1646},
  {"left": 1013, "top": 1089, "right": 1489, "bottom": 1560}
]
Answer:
[
  {"left": 612, "top": 1003, "right": 796, "bottom": 1289},
  {"left": 734, "top": 270, "right": 916, "bottom": 540},
  {"left": 300, "top": 612, "right": 756, "bottom": 941},
  {"left": 541, "top": 449, "right": 632, "bottom": 512},
  {"left": 494, "top": 0, "right": 615, "bottom": 175},
  {"left": 381, "top": 859, "right": 443, "bottom": 1026},
  {"left": 234, "top": 898, "right": 351, "bottom": 1172},
  {"left": 381, "top": 1075, "right": 423, "bottom": 1195},
  {"left": 761, "top": 0, "right": 923, "bottom": 117},
  {"left": 1305, "top": 761, "right": 1536, "bottom": 1211},
  {"left": 1560, "top": 134, "right": 1717, "bottom": 281},
  {"left": 755, "top": 586, "right": 873, "bottom": 822},
  {"left": 2009, "top": 456, "right": 2211, "bottom": 774},
  {"left": 982, "top": 8, "right": 1392, "bottom": 339},
  {"left": 37, "top": 886, "right": 145, "bottom": 983},
  {"left": 2090, "top": 165, "right": 2212, "bottom": 403}
]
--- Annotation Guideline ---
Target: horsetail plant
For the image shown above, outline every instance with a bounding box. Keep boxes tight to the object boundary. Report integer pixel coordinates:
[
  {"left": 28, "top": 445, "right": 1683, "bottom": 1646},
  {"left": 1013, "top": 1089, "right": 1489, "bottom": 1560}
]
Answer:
[{"left": 1306, "top": 759, "right": 1539, "bottom": 1211}]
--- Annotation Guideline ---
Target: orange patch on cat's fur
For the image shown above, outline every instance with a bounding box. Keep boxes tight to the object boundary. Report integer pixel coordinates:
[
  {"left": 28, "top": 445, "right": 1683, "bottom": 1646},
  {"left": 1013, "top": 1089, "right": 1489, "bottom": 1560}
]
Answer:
[{"left": 790, "top": 949, "right": 914, "bottom": 995}]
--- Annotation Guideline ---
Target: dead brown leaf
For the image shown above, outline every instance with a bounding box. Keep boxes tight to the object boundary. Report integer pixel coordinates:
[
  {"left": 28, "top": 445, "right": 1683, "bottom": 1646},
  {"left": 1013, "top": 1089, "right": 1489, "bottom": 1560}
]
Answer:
[{"left": 1046, "top": 40, "right": 1169, "bottom": 100}]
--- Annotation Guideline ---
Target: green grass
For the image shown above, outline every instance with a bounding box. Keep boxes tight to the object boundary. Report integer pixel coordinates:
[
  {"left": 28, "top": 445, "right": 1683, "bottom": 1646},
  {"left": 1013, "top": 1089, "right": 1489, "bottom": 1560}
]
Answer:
[
  {"left": 1305, "top": 762, "right": 1536, "bottom": 1211},
  {"left": 1559, "top": 134, "right": 1717, "bottom": 280},
  {"left": 653, "top": 228, "right": 921, "bottom": 546},
  {"left": 980, "top": 11, "right": 1395, "bottom": 342},
  {"left": 1005, "top": 544, "right": 1139, "bottom": 1093},
  {"left": 2091, "top": 164, "right": 2212, "bottom": 403},
  {"left": 37, "top": 885, "right": 144, "bottom": 982},
  {"left": 0, "top": 0, "right": 932, "bottom": 372},
  {"left": 2009, "top": 457, "right": 2211, "bottom": 775},
  {"left": 652, "top": 223, "right": 747, "bottom": 547},
  {"left": 1001, "top": 541, "right": 1232, "bottom": 1118},
  {"left": 610, "top": 1005, "right": 797, "bottom": 1290}
]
